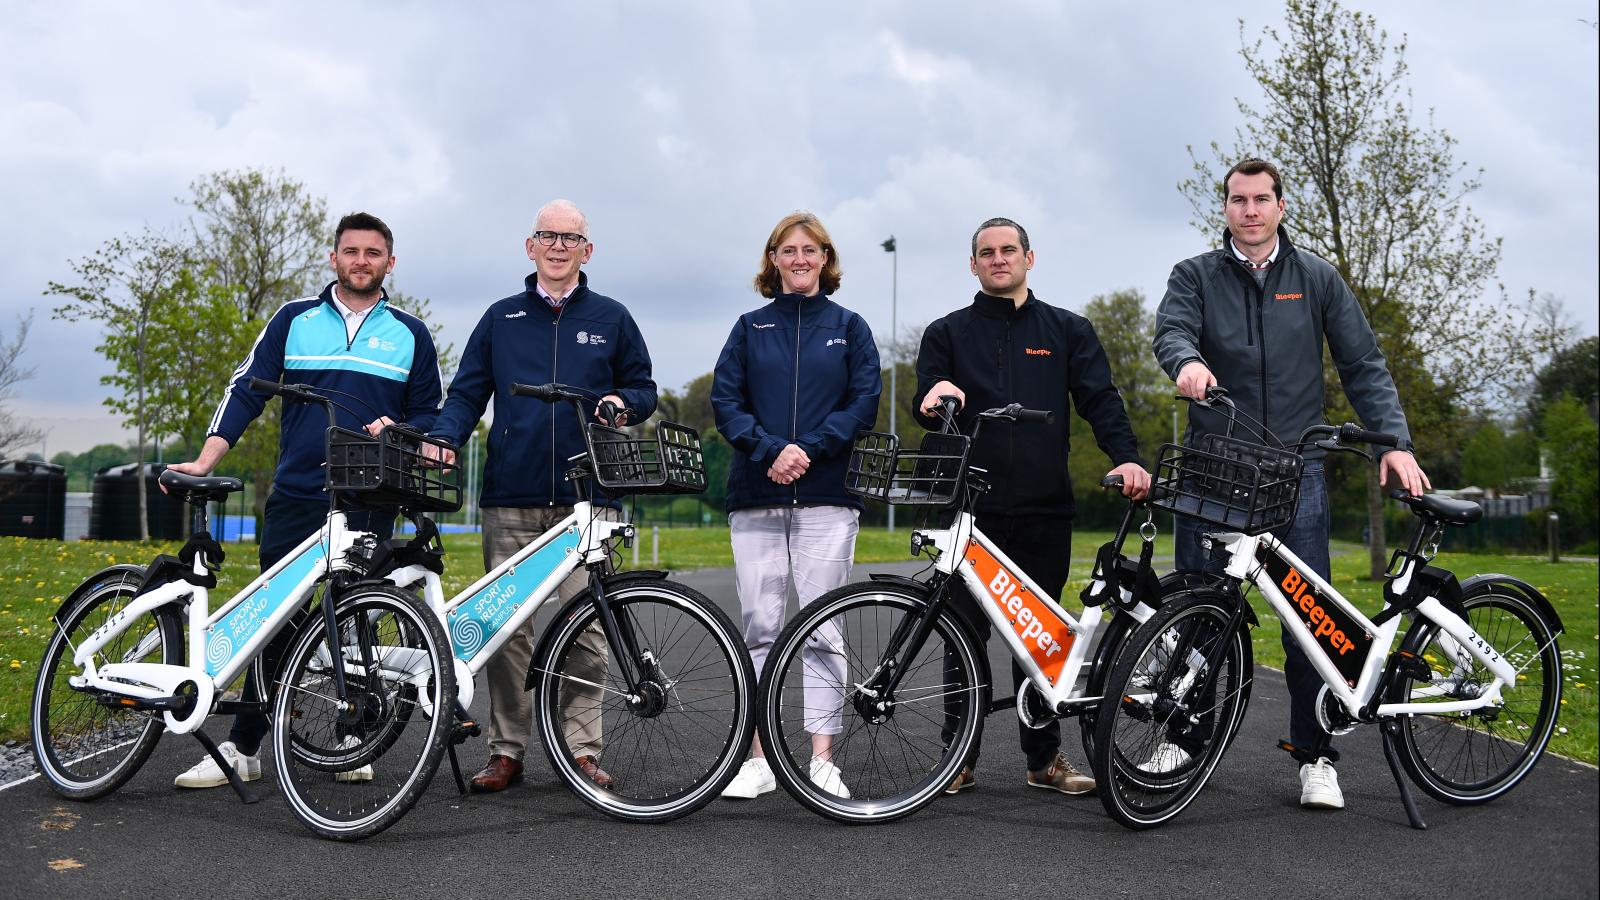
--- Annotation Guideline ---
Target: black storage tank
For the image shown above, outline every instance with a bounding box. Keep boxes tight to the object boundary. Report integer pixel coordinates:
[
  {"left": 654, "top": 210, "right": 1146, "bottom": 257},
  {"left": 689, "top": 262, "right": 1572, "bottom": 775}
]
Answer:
[
  {"left": 89, "top": 463, "right": 185, "bottom": 540},
  {"left": 0, "top": 459, "right": 67, "bottom": 539}
]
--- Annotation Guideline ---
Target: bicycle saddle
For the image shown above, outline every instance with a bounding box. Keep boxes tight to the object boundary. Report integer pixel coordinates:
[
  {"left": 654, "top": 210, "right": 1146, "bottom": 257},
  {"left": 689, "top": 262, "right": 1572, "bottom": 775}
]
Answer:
[
  {"left": 159, "top": 469, "right": 245, "bottom": 497},
  {"left": 1396, "top": 492, "right": 1482, "bottom": 526}
]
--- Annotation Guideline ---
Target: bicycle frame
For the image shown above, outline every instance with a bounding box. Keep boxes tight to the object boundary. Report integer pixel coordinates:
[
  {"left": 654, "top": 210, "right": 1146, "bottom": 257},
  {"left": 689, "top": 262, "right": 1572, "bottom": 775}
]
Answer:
[
  {"left": 1209, "top": 529, "right": 1518, "bottom": 719},
  {"left": 66, "top": 511, "right": 369, "bottom": 735},
  {"left": 383, "top": 500, "right": 633, "bottom": 709},
  {"left": 916, "top": 509, "right": 1159, "bottom": 713}
]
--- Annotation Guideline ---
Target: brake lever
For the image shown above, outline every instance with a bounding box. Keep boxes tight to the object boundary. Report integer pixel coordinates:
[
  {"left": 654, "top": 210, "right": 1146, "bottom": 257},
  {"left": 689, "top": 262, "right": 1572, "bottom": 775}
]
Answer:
[{"left": 1314, "top": 438, "right": 1372, "bottom": 461}]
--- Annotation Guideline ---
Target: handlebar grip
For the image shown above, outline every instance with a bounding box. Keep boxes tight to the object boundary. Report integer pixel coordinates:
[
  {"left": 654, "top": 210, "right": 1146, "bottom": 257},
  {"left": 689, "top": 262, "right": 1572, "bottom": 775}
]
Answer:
[
  {"left": 597, "top": 398, "right": 628, "bottom": 427},
  {"left": 1015, "top": 408, "right": 1054, "bottom": 425},
  {"left": 1340, "top": 424, "right": 1401, "bottom": 448},
  {"left": 249, "top": 378, "right": 319, "bottom": 403},
  {"left": 1100, "top": 474, "right": 1125, "bottom": 489},
  {"left": 510, "top": 382, "right": 556, "bottom": 401}
]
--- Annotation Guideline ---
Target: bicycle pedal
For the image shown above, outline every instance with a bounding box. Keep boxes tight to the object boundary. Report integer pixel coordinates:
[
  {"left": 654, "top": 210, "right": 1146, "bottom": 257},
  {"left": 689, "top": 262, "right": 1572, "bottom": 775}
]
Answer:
[{"left": 452, "top": 719, "right": 481, "bottom": 743}]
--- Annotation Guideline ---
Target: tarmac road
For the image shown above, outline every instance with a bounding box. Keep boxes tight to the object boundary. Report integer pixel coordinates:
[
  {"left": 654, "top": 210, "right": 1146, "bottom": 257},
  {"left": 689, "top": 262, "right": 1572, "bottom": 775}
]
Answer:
[{"left": 2, "top": 564, "right": 1594, "bottom": 899}]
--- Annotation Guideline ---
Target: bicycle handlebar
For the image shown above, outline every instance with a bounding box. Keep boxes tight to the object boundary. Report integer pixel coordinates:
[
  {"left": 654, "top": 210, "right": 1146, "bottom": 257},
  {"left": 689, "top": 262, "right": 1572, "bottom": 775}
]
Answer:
[
  {"left": 510, "top": 382, "right": 630, "bottom": 427},
  {"left": 249, "top": 377, "right": 326, "bottom": 404},
  {"left": 1339, "top": 423, "right": 1400, "bottom": 448}
]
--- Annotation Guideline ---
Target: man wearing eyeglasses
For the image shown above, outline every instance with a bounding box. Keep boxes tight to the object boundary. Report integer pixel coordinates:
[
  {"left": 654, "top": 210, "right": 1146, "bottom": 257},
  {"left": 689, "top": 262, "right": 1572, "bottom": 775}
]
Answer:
[{"left": 429, "top": 198, "right": 658, "bottom": 793}]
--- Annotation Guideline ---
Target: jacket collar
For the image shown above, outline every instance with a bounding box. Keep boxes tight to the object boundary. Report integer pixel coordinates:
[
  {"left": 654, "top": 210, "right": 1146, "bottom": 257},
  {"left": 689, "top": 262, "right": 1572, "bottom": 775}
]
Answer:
[
  {"left": 318, "top": 281, "right": 388, "bottom": 314},
  {"left": 771, "top": 291, "right": 830, "bottom": 320},
  {"left": 1218, "top": 225, "right": 1297, "bottom": 267},
  {"left": 971, "top": 289, "right": 1035, "bottom": 319},
  {"left": 523, "top": 270, "right": 590, "bottom": 312}
]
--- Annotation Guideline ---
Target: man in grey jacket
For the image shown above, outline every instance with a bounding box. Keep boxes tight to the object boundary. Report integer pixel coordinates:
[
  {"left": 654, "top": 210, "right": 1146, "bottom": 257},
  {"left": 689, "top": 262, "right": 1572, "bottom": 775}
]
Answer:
[{"left": 1153, "top": 158, "right": 1429, "bottom": 811}]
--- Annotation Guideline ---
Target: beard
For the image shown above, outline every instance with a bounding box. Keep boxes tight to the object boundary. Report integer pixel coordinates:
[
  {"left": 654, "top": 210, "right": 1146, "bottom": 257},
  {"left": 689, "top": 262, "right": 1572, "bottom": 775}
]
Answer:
[{"left": 336, "top": 266, "right": 387, "bottom": 297}]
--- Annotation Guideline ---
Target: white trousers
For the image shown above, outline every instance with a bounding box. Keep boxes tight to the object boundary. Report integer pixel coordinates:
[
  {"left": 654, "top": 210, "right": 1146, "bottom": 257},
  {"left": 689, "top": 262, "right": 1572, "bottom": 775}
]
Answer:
[{"left": 729, "top": 505, "right": 859, "bottom": 735}]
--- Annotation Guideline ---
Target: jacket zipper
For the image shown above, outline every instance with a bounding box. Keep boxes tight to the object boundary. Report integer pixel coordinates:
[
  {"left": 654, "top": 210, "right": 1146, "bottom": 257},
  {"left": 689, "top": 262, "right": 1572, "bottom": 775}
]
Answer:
[
  {"left": 1257, "top": 272, "right": 1270, "bottom": 433},
  {"left": 550, "top": 299, "right": 564, "bottom": 506},
  {"left": 1003, "top": 315, "right": 1014, "bottom": 511},
  {"left": 791, "top": 300, "right": 801, "bottom": 505},
  {"left": 342, "top": 296, "right": 380, "bottom": 351}
]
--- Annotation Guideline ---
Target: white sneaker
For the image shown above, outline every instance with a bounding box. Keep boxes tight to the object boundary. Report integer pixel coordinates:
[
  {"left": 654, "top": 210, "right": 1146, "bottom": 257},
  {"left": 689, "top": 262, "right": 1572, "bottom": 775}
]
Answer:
[
  {"left": 1143, "top": 742, "right": 1191, "bottom": 774},
  {"left": 335, "top": 735, "right": 374, "bottom": 783},
  {"left": 174, "top": 741, "right": 261, "bottom": 789},
  {"left": 808, "top": 758, "right": 852, "bottom": 799},
  {"left": 1299, "top": 757, "right": 1345, "bottom": 809},
  {"left": 721, "top": 757, "right": 776, "bottom": 799}
]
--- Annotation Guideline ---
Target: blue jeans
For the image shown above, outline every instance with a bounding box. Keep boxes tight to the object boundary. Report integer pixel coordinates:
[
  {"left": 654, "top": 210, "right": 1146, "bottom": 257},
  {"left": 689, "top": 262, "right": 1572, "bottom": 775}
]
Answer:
[{"left": 1173, "top": 460, "right": 1337, "bottom": 762}]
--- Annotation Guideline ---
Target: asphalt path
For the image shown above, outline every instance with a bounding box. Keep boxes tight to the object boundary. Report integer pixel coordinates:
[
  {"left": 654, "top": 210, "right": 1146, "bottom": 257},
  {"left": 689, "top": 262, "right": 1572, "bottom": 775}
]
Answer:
[{"left": 2, "top": 563, "right": 1595, "bottom": 899}]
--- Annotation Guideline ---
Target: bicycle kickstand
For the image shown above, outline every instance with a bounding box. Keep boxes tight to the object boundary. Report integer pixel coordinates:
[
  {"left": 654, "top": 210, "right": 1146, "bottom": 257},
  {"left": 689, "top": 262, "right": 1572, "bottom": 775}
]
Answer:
[
  {"left": 192, "top": 730, "right": 260, "bottom": 804},
  {"left": 1380, "top": 720, "right": 1427, "bottom": 830},
  {"left": 446, "top": 699, "right": 482, "bottom": 796}
]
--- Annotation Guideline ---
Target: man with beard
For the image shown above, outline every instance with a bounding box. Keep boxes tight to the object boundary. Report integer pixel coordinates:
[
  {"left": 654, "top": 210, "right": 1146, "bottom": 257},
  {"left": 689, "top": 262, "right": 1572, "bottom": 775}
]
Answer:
[{"left": 164, "top": 212, "right": 444, "bottom": 789}]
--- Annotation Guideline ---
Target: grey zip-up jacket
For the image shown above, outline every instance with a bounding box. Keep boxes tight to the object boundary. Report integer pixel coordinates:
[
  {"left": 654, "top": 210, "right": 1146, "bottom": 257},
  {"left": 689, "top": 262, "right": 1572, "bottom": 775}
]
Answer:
[{"left": 1153, "top": 227, "right": 1413, "bottom": 453}]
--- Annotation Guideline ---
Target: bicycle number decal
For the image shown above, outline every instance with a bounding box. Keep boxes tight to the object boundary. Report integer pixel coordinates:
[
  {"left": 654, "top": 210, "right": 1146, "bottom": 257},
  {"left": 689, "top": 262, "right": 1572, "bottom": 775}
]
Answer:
[
  {"left": 965, "top": 541, "right": 1073, "bottom": 681},
  {"left": 1255, "top": 544, "right": 1370, "bottom": 686}
]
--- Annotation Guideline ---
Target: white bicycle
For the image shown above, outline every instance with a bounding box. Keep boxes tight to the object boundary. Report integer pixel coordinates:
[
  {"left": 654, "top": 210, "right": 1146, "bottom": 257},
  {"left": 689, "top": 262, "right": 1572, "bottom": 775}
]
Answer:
[{"left": 1091, "top": 390, "right": 1564, "bottom": 830}]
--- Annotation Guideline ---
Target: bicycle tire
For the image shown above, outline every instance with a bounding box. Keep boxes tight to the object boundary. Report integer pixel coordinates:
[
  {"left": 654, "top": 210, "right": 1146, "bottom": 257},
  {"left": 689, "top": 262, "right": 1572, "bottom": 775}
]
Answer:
[
  {"left": 1387, "top": 584, "right": 1562, "bottom": 805},
  {"left": 271, "top": 584, "right": 454, "bottom": 841},
  {"left": 1079, "top": 612, "right": 1137, "bottom": 762},
  {"left": 31, "top": 567, "right": 183, "bottom": 800},
  {"left": 1091, "top": 589, "right": 1252, "bottom": 830},
  {"left": 532, "top": 577, "right": 755, "bottom": 823},
  {"left": 757, "top": 580, "right": 988, "bottom": 824}
]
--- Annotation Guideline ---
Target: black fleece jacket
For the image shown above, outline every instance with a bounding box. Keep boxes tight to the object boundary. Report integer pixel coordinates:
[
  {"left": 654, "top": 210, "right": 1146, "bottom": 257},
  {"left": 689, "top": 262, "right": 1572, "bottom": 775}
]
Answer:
[{"left": 913, "top": 291, "right": 1141, "bottom": 519}]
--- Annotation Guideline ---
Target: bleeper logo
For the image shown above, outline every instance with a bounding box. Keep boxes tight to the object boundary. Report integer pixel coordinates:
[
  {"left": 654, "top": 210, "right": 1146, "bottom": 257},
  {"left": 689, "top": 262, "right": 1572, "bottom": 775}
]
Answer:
[{"left": 965, "top": 541, "right": 1073, "bottom": 680}]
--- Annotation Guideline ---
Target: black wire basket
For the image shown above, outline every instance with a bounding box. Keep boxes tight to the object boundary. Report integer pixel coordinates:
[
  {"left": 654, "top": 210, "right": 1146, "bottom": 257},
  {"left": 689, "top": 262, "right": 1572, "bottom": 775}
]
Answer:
[
  {"left": 325, "top": 426, "right": 463, "bottom": 513},
  {"left": 845, "top": 431, "right": 971, "bottom": 506},
  {"left": 1149, "top": 433, "right": 1303, "bottom": 535},
  {"left": 586, "top": 420, "right": 706, "bottom": 495}
]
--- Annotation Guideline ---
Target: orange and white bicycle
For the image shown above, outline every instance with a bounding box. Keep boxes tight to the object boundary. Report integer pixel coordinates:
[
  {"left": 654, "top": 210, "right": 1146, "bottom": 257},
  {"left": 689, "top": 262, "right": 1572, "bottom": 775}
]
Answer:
[{"left": 754, "top": 398, "right": 1181, "bottom": 823}]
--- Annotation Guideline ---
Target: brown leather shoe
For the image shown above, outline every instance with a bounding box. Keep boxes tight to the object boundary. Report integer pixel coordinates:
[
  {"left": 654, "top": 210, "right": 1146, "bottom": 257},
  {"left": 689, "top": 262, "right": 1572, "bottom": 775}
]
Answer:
[
  {"left": 575, "top": 755, "right": 614, "bottom": 789},
  {"left": 944, "top": 767, "right": 976, "bottom": 794},
  {"left": 469, "top": 755, "right": 523, "bottom": 793}
]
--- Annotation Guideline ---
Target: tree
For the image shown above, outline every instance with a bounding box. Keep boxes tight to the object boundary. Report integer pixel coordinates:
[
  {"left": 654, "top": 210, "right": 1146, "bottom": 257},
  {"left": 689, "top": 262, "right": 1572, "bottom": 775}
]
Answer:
[
  {"left": 1180, "top": 0, "right": 1517, "bottom": 577},
  {"left": 0, "top": 313, "right": 44, "bottom": 461},
  {"left": 49, "top": 230, "right": 193, "bottom": 540},
  {"left": 1541, "top": 395, "right": 1599, "bottom": 541},
  {"left": 1531, "top": 336, "right": 1598, "bottom": 426},
  {"left": 183, "top": 169, "right": 329, "bottom": 320},
  {"left": 1069, "top": 291, "right": 1171, "bottom": 526}
]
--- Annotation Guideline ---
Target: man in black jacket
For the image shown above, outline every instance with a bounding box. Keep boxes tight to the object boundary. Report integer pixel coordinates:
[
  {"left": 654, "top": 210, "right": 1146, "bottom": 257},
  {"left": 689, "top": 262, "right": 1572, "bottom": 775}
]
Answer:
[
  {"left": 914, "top": 217, "right": 1149, "bottom": 797},
  {"left": 1154, "top": 158, "right": 1429, "bottom": 811}
]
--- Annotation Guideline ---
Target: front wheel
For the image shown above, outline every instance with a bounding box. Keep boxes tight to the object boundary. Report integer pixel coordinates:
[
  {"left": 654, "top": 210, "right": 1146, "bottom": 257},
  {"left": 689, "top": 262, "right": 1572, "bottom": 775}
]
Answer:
[
  {"left": 271, "top": 585, "right": 455, "bottom": 841},
  {"left": 31, "top": 567, "right": 183, "bottom": 800},
  {"left": 1091, "top": 590, "right": 1252, "bottom": 830},
  {"left": 758, "top": 580, "right": 988, "bottom": 824},
  {"left": 1387, "top": 584, "right": 1562, "bottom": 805},
  {"left": 532, "top": 578, "right": 755, "bottom": 823}
]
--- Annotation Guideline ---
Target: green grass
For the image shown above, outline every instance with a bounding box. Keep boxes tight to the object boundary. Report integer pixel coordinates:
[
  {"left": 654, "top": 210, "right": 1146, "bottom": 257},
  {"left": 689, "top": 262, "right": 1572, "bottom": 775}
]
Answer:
[{"left": 2, "top": 530, "right": 1595, "bottom": 765}]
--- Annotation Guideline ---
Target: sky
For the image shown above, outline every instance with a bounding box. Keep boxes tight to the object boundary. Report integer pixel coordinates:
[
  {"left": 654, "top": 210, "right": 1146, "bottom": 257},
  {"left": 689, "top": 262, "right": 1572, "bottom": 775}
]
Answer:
[{"left": 2, "top": 1, "right": 1596, "bottom": 456}]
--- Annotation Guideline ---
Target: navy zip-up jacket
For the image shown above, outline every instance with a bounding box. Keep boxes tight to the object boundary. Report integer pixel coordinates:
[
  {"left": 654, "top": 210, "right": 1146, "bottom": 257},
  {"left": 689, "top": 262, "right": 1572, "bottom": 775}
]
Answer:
[
  {"left": 208, "top": 283, "right": 443, "bottom": 502},
  {"left": 431, "top": 272, "right": 657, "bottom": 508},
  {"left": 712, "top": 293, "right": 881, "bottom": 512}
]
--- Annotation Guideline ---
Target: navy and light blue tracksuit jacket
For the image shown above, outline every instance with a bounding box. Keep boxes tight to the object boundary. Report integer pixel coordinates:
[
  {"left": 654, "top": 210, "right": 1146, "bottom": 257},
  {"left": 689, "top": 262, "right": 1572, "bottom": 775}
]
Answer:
[
  {"left": 711, "top": 293, "right": 881, "bottom": 512},
  {"left": 208, "top": 283, "right": 443, "bottom": 502},
  {"left": 430, "top": 272, "right": 657, "bottom": 509}
]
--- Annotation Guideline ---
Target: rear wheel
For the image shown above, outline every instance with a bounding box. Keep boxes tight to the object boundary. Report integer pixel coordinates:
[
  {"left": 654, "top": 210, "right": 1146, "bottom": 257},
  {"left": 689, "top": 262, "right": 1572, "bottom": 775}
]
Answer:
[
  {"left": 1092, "top": 590, "right": 1252, "bottom": 830},
  {"left": 758, "top": 580, "right": 988, "bottom": 824},
  {"left": 271, "top": 585, "right": 454, "bottom": 841},
  {"left": 1388, "top": 585, "right": 1562, "bottom": 804},
  {"left": 31, "top": 568, "right": 183, "bottom": 799},
  {"left": 533, "top": 578, "right": 754, "bottom": 823}
]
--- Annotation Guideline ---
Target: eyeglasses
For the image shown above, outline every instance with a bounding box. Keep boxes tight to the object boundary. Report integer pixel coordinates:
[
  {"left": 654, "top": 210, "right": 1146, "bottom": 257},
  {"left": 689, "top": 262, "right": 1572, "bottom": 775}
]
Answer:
[{"left": 532, "top": 231, "right": 587, "bottom": 249}]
